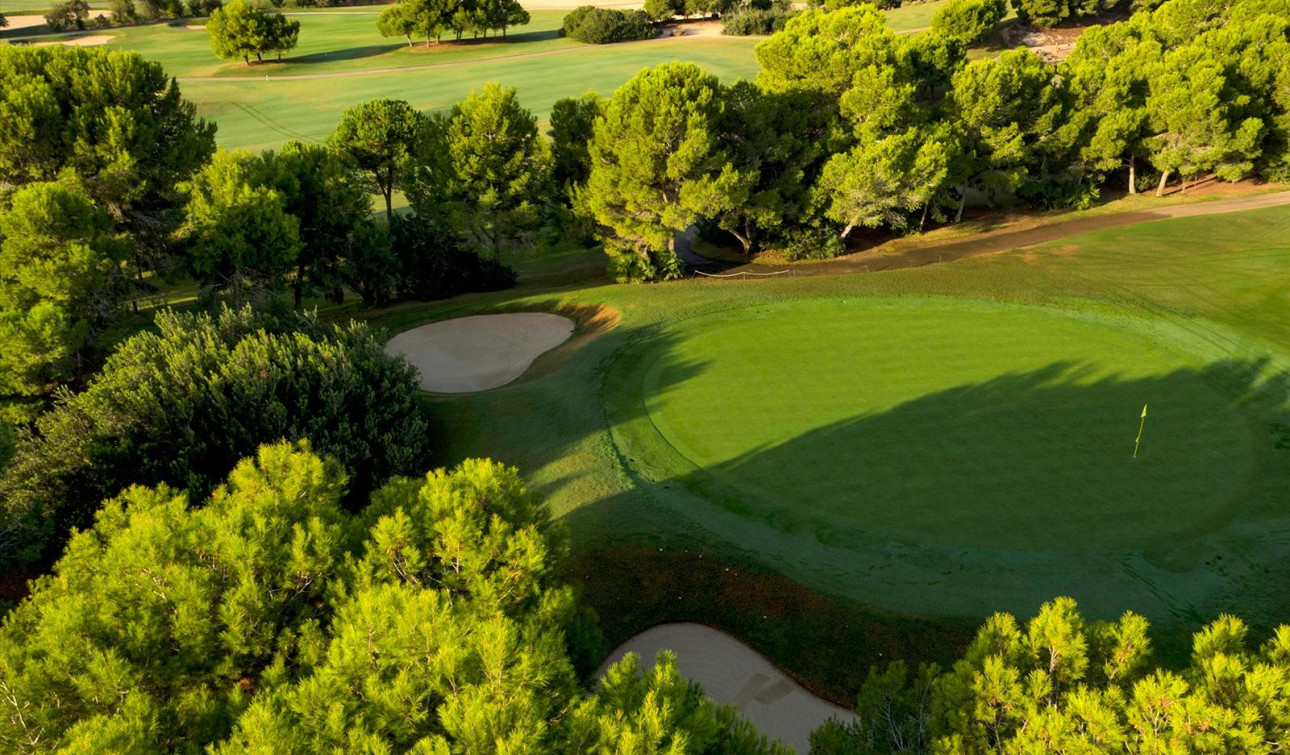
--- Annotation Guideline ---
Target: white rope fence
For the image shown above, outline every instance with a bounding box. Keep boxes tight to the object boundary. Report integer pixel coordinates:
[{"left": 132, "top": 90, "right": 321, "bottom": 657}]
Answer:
[{"left": 692, "top": 268, "right": 796, "bottom": 279}]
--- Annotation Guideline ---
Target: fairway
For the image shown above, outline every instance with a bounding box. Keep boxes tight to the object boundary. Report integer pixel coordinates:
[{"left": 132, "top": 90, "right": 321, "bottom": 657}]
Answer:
[{"left": 634, "top": 298, "right": 1256, "bottom": 553}]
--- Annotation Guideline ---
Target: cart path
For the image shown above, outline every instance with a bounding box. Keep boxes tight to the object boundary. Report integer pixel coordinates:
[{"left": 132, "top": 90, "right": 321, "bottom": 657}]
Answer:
[{"left": 692, "top": 190, "right": 1290, "bottom": 279}]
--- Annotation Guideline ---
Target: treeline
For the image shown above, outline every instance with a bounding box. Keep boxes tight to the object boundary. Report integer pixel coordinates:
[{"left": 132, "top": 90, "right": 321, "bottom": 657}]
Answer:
[
  {"left": 563, "top": 0, "right": 1290, "bottom": 279},
  {"left": 0, "top": 441, "right": 790, "bottom": 754},
  {"left": 810, "top": 598, "right": 1290, "bottom": 753},
  {"left": 377, "top": 0, "right": 530, "bottom": 45},
  {"left": 42, "top": 0, "right": 222, "bottom": 31}
]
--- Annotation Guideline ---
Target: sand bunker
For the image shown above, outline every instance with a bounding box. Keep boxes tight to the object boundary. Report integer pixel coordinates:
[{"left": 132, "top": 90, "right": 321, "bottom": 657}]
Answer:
[
  {"left": 34, "top": 34, "right": 113, "bottom": 46},
  {"left": 386, "top": 312, "right": 573, "bottom": 393},
  {"left": 598, "top": 623, "right": 856, "bottom": 753}
]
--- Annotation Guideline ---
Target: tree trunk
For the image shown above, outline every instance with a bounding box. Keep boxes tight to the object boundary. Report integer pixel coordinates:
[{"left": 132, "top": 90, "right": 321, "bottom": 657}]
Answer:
[
  {"left": 955, "top": 185, "right": 967, "bottom": 223},
  {"left": 1127, "top": 155, "right": 1137, "bottom": 195},
  {"left": 1156, "top": 169, "right": 1170, "bottom": 197},
  {"left": 406, "top": 34, "right": 412, "bottom": 46},
  {"left": 729, "top": 227, "right": 752, "bottom": 255},
  {"left": 294, "top": 259, "right": 304, "bottom": 310},
  {"left": 919, "top": 200, "right": 931, "bottom": 231}
]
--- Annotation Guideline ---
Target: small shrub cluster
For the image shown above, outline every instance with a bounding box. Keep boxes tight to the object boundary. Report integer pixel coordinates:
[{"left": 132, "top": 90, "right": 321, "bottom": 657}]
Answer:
[
  {"left": 561, "top": 5, "right": 655, "bottom": 43},
  {"left": 722, "top": 4, "right": 794, "bottom": 34}
]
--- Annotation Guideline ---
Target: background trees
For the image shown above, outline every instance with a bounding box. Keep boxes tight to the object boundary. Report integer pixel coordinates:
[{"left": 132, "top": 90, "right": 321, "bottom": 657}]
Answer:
[
  {"left": 329, "top": 98, "right": 431, "bottom": 222},
  {"left": 408, "top": 83, "right": 552, "bottom": 257},
  {"left": 561, "top": 5, "right": 655, "bottom": 43},
  {"left": 207, "top": 0, "right": 301, "bottom": 65},
  {"left": 0, "top": 307, "right": 427, "bottom": 568},
  {"left": 930, "top": 0, "right": 1007, "bottom": 46},
  {"left": 584, "top": 63, "right": 739, "bottom": 281},
  {"left": 376, "top": 0, "right": 530, "bottom": 45}
]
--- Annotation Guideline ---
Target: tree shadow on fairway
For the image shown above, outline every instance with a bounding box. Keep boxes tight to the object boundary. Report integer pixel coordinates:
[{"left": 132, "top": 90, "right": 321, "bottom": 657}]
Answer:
[
  {"left": 668, "top": 357, "right": 1289, "bottom": 556},
  {"left": 287, "top": 43, "right": 406, "bottom": 65}
]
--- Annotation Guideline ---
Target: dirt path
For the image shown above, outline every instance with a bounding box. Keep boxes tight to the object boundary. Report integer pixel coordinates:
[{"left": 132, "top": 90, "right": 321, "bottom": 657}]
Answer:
[
  {"left": 598, "top": 623, "right": 855, "bottom": 754},
  {"left": 177, "top": 30, "right": 736, "bottom": 82},
  {"left": 696, "top": 190, "right": 1290, "bottom": 279}
]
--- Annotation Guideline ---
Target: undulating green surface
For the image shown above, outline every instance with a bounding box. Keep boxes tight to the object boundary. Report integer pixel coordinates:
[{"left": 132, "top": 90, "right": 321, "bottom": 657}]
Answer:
[{"left": 636, "top": 298, "right": 1259, "bottom": 554}]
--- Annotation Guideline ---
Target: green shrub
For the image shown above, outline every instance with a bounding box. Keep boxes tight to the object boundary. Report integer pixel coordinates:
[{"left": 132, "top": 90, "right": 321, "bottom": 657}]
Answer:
[
  {"left": 0, "top": 306, "right": 428, "bottom": 567},
  {"left": 562, "top": 5, "right": 655, "bottom": 42},
  {"left": 722, "top": 5, "right": 793, "bottom": 33}
]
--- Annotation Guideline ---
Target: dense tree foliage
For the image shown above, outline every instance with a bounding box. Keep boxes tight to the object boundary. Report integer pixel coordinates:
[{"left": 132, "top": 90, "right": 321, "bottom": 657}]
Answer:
[
  {"left": 329, "top": 98, "right": 431, "bottom": 221},
  {"left": 0, "top": 46, "right": 214, "bottom": 411},
  {"left": 585, "top": 63, "right": 741, "bottom": 281},
  {"left": 376, "top": 0, "right": 529, "bottom": 45},
  {"left": 549, "top": 92, "right": 606, "bottom": 197},
  {"left": 810, "top": 597, "right": 1290, "bottom": 755},
  {"left": 930, "top": 0, "right": 1007, "bottom": 45},
  {"left": 561, "top": 5, "right": 656, "bottom": 43},
  {"left": 0, "top": 307, "right": 427, "bottom": 567},
  {"left": 266, "top": 140, "right": 378, "bottom": 308},
  {"left": 722, "top": 2, "right": 795, "bottom": 35},
  {"left": 407, "top": 83, "right": 552, "bottom": 256},
  {"left": 0, "top": 443, "right": 786, "bottom": 754},
  {"left": 0, "top": 180, "right": 125, "bottom": 422},
  {"left": 566, "top": 0, "right": 1290, "bottom": 276},
  {"left": 177, "top": 150, "right": 303, "bottom": 302},
  {"left": 207, "top": 0, "right": 301, "bottom": 65}
]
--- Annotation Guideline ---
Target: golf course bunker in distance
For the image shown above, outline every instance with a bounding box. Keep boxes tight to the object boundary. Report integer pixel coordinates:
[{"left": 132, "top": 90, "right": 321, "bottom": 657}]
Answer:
[
  {"left": 387, "top": 313, "right": 574, "bottom": 393},
  {"left": 598, "top": 623, "right": 855, "bottom": 753}
]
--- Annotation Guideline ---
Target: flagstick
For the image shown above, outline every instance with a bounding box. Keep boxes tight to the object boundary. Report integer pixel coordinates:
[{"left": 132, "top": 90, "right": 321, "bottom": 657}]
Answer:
[{"left": 1133, "top": 404, "right": 1148, "bottom": 459}]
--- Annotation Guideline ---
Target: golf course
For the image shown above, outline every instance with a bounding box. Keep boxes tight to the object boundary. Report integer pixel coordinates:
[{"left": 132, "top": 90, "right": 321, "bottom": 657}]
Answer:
[{"left": 4, "top": 0, "right": 1290, "bottom": 748}]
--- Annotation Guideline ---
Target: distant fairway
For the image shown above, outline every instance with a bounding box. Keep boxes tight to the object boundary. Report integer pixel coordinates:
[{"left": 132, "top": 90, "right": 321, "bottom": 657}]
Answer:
[{"left": 635, "top": 298, "right": 1256, "bottom": 553}]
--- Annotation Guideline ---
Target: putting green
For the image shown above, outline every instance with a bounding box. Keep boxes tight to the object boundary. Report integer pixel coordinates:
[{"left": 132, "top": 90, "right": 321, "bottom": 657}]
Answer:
[{"left": 635, "top": 297, "right": 1259, "bottom": 554}]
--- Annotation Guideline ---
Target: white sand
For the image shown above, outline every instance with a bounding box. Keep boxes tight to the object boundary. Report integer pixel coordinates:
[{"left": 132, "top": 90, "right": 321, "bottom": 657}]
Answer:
[
  {"left": 4, "top": 14, "right": 51, "bottom": 30},
  {"left": 33, "top": 34, "right": 113, "bottom": 46},
  {"left": 598, "top": 623, "right": 857, "bottom": 754},
  {"left": 386, "top": 312, "right": 573, "bottom": 393}
]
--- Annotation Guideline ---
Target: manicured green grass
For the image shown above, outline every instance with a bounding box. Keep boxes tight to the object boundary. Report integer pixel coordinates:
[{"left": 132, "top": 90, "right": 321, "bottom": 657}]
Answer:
[
  {"left": 373, "top": 204, "right": 1290, "bottom": 695},
  {"left": 182, "top": 36, "right": 761, "bottom": 150},
  {"left": 634, "top": 298, "right": 1259, "bottom": 554}
]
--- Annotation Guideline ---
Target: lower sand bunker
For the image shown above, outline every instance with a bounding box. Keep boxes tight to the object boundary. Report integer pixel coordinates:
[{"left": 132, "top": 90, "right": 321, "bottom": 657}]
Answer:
[
  {"left": 598, "top": 623, "right": 855, "bottom": 754},
  {"left": 386, "top": 313, "right": 573, "bottom": 393}
]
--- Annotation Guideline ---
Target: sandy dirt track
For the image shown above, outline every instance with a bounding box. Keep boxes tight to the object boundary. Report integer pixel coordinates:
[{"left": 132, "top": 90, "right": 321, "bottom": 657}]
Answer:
[
  {"left": 598, "top": 623, "right": 856, "bottom": 753},
  {"left": 702, "top": 188, "right": 1290, "bottom": 278},
  {"left": 33, "top": 34, "right": 113, "bottom": 46},
  {"left": 386, "top": 312, "right": 573, "bottom": 393}
]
